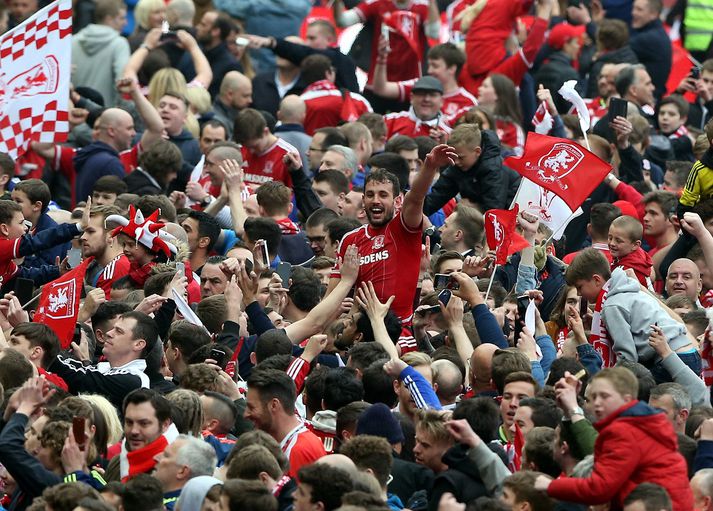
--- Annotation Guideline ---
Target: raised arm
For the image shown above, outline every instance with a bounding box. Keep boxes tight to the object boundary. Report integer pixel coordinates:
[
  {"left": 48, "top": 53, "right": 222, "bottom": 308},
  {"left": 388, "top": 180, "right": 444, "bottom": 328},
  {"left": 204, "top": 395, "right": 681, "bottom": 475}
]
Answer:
[
  {"left": 123, "top": 28, "right": 162, "bottom": 82},
  {"left": 403, "top": 145, "right": 457, "bottom": 230},
  {"left": 116, "top": 78, "right": 164, "bottom": 149},
  {"left": 333, "top": 0, "right": 361, "bottom": 27},
  {"left": 371, "top": 35, "right": 400, "bottom": 100},
  {"left": 354, "top": 281, "right": 400, "bottom": 360},
  {"left": 176, "top": 30, "right": 213, "bottom": 88}
]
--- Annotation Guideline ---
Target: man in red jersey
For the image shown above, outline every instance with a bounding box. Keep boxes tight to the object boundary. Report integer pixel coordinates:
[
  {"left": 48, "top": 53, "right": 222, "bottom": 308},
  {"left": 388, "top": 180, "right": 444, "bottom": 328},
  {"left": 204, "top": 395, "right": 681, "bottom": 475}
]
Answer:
[
  {"left": 327, "top": 143, "right": 457, "bottom": 323},
  {"left": 81, "top": 205, "right": 130, "bottom": 297},
  {"left": 384, "top": 76, "right": 452, "bottom": 140},
  {"left": 234, "top": 108, "right": 298, "bottom": 191}
]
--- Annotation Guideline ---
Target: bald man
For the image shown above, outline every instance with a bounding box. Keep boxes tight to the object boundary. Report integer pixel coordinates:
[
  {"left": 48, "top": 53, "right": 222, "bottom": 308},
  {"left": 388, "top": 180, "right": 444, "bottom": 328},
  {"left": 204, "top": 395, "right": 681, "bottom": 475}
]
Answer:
[
  {"left": 275, "top": 95, "right": 310, "bottom": 171},
  {"left": 432, "top": 359, "right": 464, "bottom": 410},
  {"left": 468, "top": 343, "right": 499, "bottom": 397},
  {"left": 252, "top": 36, "right": 305, "bottom": 117},
  {"left": 666, "top": 258, "right": 703, "bottom": 303},
  {"left": 212, "top": 71, "right": 253, "bottom": 138}
]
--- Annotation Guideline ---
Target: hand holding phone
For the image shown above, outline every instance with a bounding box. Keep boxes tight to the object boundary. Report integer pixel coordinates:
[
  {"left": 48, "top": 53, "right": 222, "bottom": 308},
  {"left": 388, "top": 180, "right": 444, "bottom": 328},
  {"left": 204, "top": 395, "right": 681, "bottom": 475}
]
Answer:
[
  {"left": 73, "top": 417, "right": 87, "bottom": 449},
  {"left": 609, "top": 97, "right": 628, "bottom": 121}
]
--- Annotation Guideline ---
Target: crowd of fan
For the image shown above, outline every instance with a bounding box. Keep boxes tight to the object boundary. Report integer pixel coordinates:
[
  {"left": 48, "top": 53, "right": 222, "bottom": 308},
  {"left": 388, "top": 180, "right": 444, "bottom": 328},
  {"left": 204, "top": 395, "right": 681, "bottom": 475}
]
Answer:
[{"left": 2, "top": 0, "right": 713, "bottom": 510}]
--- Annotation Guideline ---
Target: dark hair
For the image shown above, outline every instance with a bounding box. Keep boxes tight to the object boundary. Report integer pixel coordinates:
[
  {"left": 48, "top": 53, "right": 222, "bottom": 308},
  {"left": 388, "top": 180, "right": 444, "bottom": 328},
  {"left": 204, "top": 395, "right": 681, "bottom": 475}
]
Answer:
[
  {"left": 615, "top": 64, "right": 640, "bottom": 97},
  {"left": 167, "top": 320, "right": 212, "bottom": 359},
  {"left": 503, "top": 471, "right": 554, "bottom": 511},
  {"left": 659, "top": 94, "right": 690, "bottom": 120},
  {"left": 336, "top": 401, "right": 370, "bottom": 441},
  {"left": 256, "top": 181, "right": 292, "bottom": 216},
  {"left": 0, "top": 348, "right": 33, "bottom": 390},
  {"left": 94, "top": 0, "right": 123, "bottom": 21},
  {"left": 428, "top": 42, "right": 466, "bottom": 74},
  {"left": 589, "top": 203, "right": 622, "bottom": 240},
  {"left": 306, "top": 207, "right": 340, "bottom": 230},
  {"left": 247, "top": 368, "right": 297, "bottom": 412},
  {"left": 93, "top": 175, "right": 128, "bottom": 195},
  {"left": 144, "top": 271, "right": 175, "bottom": 297},
  {"left": 616, "top": 360, "right": 656, "bottom": 401},
  {"left": 0, "top": 153, "right": 14, "bottom": 178},
  {"left": 200, "top": 119, "right": 229, "bottom": 139},
  {"left": 186, "top": 210, "right": 221, "bottom": 252},
  {"left": 348, "top": 342, "right": 388, "bottom": 372},
  {"left": 565, "top": 248, "right": 612, "bottom": 285},
  {"left": 297, "top": 463, "right": 353, "bottom": 511},
  {"left": 121, "top": 311, "right": 159, "bottom": 358},
  {"left": 361, "top": 358, "right": 398, "bottom": 408},
  {"left": 301, "top": 54, "right": 333, "bottom": 86},
  {"left": 367, "top": 153, "right": 409, "bottom": 193},
  {"left": 385, "top": 135, "right": 419, "bottom": 153},
  {"left": 14, "top": 179, "right": 51, "bottom": 212},
  {"left": 364, "top": 168, "right": 400, "bottom": 197},
  {"left": 323, "top": 368, "right": 364, "bottom": 411},
  {"left": 222, "top": 480, "right": 277, "bottom": 511},
  {"left": 356, "top": 309, "right": 402, "bottom": 345},
  {"left": 121, "top": 474, "right": 164, "bottom": 511},
  {"left": 122, "top": 388, "right": 172, "bottom": 423},
  {"left": 315, "top": 127, "right": 349, "bottom": 149},
  {"left": 213, "top": 13, "right": 236, "bottom": 41},
  {"left": 519, "top": 398, "right": 563, "bottom": 428},
  {"left": 523, "top": 427, "right": 561, "bottom": 478},
  {"left": 327, "top": 216, "right": 361, "bottom": 245},
  {"left": 11, "top": 322, "right": 60, "bottom": 368},
  {"left": 92, "top": 302, "right": 132, "bottom": 339},
  {"left": 598, "top": 18, "right": 630, "bottom": 51},
  {"left": 340, "top": 435, "right": 393, "bottom": 487},
  {"left": 41, "top": 482, "right": 100, "bottom": 511},
  {"left": 243, "top": 217, "right": 282, "bottom": 258},
  {"left": 138, "top": 139, "right": 182, "bottom": 186},
  {"left": 452, "top": 397, "right": 500, "bottom": 442},
  {"left": 0, "top": 199, "right": 22, "bottom": 225},
  {"left": 314, "top": 168, "right": 350, "bottom": 195},
  {"left": 196, "top": 294, "right": 227, "bottom": 335},
  {"left": 489, "top": 74, "right": 522, "bottom": 124},
  {"left": 288, "top": 267, "right": 322, "bottom": 311},
  {"left": 546, "top": 357, "right": 587, "bottom": 389},
  {"left": 304, "top": 365, "right": 330, "bottom": 416},
  {"left": 623, "top": 483, "right": 672, "bottom": 511},
  {"left": 255, "top": 330, "right": 293, "bottom": 364},
  {"left": 234, "top": 108, "right": 267, "bottom": 143},
  {"left": 491, "top": 349, "right": 531, "bottom": 394},
  {"left": 136, "top": 195, "right": 177, "bottom": 223}
]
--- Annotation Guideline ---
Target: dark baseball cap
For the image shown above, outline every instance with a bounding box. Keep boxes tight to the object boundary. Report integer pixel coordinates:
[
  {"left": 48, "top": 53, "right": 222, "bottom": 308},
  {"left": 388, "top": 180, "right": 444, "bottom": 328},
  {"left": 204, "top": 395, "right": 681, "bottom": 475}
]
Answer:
[{"left": 411, "top": 76, "right": 443, "bottom": 94}]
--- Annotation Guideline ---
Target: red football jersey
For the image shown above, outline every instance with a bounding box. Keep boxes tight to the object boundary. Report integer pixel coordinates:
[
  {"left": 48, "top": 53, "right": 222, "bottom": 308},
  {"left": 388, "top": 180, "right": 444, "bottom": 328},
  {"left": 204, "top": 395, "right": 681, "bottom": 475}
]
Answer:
[
  {"left": 398, "top": 81, "right": 478, "bottom": 124},
  {"left": 495, "top": 118, "right": 525, "bottom": 156},
  {"left": 281, "top": 424, "right": 327, "bottom": 479},
  {"left": 384, "top": 108, "right": 452, "bottom": 139},
  {"left": 355, "top": 0, "right": 429, "bottom": 82},
  {"left": 446, "top": 0, "right": 474, "bottom": 41},
  {"left": 241, "top": 138, "right": 296, "bottom": 190},
  {"left": 331, "top": 211, "right": 422, "bottom": 322},
  {"left": 301, "top": 88, "right": 372, "bottom": 136},
  {"left": 97, "top": 254, "right": 131, "bottom": 299}
]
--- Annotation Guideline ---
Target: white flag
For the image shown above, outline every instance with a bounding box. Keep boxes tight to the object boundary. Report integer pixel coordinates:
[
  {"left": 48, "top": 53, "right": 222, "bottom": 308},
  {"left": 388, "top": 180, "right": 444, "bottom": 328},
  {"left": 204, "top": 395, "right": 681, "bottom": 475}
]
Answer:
[
  {"left": 558, "top": 80, "right": 590, "bottom": 134},
  {"left": 171, "top": 288, "right": 210, "bottom": 334},
  {"left": 0, "top": 0, "right": 72, "bottom": 159},
  {"left": 511, "top": 177, "right": 583, "bottom": 240},
  {"left": 184, "top": 155, "right": 205, "bottom": 206}
]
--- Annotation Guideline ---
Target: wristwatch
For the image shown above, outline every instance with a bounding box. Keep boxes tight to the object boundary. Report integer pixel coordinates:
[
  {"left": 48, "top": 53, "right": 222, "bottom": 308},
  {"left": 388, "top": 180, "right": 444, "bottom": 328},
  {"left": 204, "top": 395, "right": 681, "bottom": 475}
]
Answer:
[
  {"left": 200, "top": 195, "right": 213, "bottom": 207},
  {"left": 569, "top": 406, "right": 585, "bottom": 417}
]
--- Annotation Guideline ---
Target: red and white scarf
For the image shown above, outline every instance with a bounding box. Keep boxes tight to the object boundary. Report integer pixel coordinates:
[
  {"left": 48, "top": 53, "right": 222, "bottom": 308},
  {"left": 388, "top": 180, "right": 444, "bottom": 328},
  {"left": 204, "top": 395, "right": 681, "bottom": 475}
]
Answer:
[
  {"left": 119, "top": 423, "right": 179, "bottom": 482},
  {"left": 669, "top": 125, "right": 689, "bottom": 139},
  {"left": 532, "top": 101, "right": 553, "bottom": 135},
  {"left": 305, "top": 80, "right": 336, "bottom": 93},
  {"left": 589, "top": 282, "right": 617, "bottom": 368}
]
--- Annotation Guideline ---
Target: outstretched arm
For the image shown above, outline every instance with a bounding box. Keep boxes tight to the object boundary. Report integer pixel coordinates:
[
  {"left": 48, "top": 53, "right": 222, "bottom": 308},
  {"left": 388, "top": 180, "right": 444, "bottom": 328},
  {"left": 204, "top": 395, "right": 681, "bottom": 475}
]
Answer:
[
  {"left": 402, "top": 145, "right": 457, "bottom": 230},
  {"left": 116, "top": 78, "right": 164, "bottom": 149}
]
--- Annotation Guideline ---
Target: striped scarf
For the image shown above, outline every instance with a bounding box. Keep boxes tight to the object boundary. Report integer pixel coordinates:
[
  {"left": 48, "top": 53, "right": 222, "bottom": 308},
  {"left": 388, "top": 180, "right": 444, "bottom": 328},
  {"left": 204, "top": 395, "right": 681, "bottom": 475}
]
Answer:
[
  {"left": 669, "top": 125, "right": 689, "bottom": 139},
  {"left": 590, "top": 282, "right": 617, "bottom": 368},
  {"left": 119, "top": 423, "right": 180, "bottom": 482}
]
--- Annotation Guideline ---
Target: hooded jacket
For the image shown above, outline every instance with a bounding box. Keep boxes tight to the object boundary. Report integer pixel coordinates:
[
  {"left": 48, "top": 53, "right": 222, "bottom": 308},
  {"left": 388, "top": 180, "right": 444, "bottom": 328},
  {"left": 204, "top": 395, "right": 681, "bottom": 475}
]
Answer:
[
  {"left": 71, "top": 24, "right": 130, "bottom": 106},
  {"left": 424, "top": 130, "right": 519, "bottom": 216},
  {"left": 602, "top": 267, "right": 690, "bottom": 365},
  {"left": 611, "top": 246, "right": 653, "bottom": 289},
  {"left": 547, "top": 401, "right": 693, "bottom": 510},
  {"left": 73, "top": 141, "right": 125, "bottom": 204}
]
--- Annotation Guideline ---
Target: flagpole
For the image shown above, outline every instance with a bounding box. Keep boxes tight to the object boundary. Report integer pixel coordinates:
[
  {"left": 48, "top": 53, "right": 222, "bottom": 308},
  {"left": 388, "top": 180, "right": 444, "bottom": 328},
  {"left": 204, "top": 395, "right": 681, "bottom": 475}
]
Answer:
[
  {"left": 544, "top": 211, "right": 578, "bottom": 246},
  {"left": 22, "top": 292, "right": 41, "bottom": 310},
  {"left": 484, "top": 265, "right": 499, "bottom": 303},
  {"left": 582, "top": 131, "right": 591, "bottom": 152}
]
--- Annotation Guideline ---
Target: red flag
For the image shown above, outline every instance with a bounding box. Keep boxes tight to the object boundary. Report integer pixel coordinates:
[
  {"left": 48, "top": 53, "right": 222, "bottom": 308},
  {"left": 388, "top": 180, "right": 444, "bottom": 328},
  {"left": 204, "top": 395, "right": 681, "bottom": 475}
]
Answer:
[
  {"left": 511, "top": 421, "right": 525, "bottom": 472},
  {"left": 504, "top": 132, "right": 612, "bottom": 211},
  {"left": 382, "top": 11, "right": 422, "bottom": 60},
  {"left": 484, "top": 205, "right": 530, "bottom": 265},
  {"left": 34, "top": 257, "right": 92, "bottom": 349}
]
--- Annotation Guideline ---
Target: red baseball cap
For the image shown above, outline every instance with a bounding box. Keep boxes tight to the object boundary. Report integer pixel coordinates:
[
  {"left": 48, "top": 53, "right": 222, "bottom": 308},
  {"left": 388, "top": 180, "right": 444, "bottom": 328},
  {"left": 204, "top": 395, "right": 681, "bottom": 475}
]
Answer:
[{"left": 548, "top": 23, "right": 586, "bottom": 50}]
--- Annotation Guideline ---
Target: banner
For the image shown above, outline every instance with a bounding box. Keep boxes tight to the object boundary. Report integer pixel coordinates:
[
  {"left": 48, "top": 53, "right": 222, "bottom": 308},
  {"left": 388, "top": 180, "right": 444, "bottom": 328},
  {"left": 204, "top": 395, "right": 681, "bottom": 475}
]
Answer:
[
  {"left": 511, "top": 177, "right": 583, "bottom": 240},
  {"left": 484, "top": 205, "right": 530, "bottom": 265},
  {"left": 0, "top": 0, "right": 72, "bottom": 159}
]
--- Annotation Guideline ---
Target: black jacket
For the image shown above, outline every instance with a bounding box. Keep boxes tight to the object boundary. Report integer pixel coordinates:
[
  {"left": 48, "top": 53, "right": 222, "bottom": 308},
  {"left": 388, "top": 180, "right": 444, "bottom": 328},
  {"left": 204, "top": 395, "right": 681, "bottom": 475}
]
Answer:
[
  {"left": 123, "top": 167, "right": 163, "bottom": 196},
  {"left": 630, "top": 19, "right": 672, "bottom": 100},
  {"left": 585, "top": 45, "right": 639, "bottom": 98},
  {"left": 179, "top": 42, "right": 243, "bottom": 98},
  {"left": 251, "top": 70, "right": 306, "bottom": 118},
  {"left": 535, "top": 52, "right": 580, "bottom": 114},
  {"left": 428, "top": 444, "right": 490, "bottom": 511},
  {"left": 389, "top": 456, "right": 434, "bottom": 506},
  {"left": 688, "top": 98, "right": 713, "bottom": 131},
  {"left": 274, "top": 38, "right": 359, "bottom": 92},
  {"left": 424, "top": 130, "right": 519, "bottom": 216}
]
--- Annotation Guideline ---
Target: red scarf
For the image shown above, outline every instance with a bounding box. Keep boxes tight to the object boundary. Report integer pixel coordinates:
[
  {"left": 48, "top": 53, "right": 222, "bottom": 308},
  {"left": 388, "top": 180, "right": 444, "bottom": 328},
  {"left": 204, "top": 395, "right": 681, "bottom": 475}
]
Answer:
[
  {"left": 669, "top": 125, "right": 689, "bottom": 139},
  {"left": 305, "top": 80, "right": 336, "bottom": 92},
  {"left": 590, "top": 282, "right": 617, "bottom": 367},
  {"left": 119, "top": 424, "right": 179, "bottom": 482},
  {"left": 128, "top": 261, "right": 156, "bottom": 287}
]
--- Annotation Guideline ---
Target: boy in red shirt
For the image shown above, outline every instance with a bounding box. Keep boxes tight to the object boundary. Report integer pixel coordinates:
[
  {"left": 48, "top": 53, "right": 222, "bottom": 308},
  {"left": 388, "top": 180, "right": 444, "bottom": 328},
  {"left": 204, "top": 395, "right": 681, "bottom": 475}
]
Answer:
[{"left": 608, "top": 215, "right": 654, "bottom": 289}]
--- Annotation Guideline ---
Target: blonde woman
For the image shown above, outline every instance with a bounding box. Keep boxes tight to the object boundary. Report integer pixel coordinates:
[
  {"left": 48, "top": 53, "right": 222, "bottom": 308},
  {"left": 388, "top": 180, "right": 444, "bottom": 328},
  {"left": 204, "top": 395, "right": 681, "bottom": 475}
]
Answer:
[{"left": 129, "top": 0, "right": 166, "bottom": 51}]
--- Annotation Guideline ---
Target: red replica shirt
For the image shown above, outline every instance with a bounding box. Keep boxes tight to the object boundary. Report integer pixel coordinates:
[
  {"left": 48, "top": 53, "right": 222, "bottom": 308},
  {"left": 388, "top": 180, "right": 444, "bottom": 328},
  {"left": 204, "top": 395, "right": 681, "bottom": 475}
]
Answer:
[
  {"left": 398, "top": 81, "right": 478, "bottom": 124},
  {"left": 301, "top": 86, "right": 372, "bottom": 136},
  {"left": 97, "top": 254, "right": 131, "bottom": 299},
  {"left": 281, "top": 423, "right": 326, "bottom": 479},
  {"left": 384, "top": 108, "right": 452, "bottom": 140},
  {"left": 446, "top": 0, "right": 474, "bottom": 41},
  {"left": 495, "top": 118, "right": 525, "bottom": 156},
  {"left": 53, "top": 144, "right": 142, "bottom": 207},
  {"left": 354, "top": 0, "right": 429, "bottom": 82},
  {"left": 331, "top": 211, "right": 422, "bottom": 322},
  {"left": 241, "top": 138, "right": 296, "bottom": 190}
]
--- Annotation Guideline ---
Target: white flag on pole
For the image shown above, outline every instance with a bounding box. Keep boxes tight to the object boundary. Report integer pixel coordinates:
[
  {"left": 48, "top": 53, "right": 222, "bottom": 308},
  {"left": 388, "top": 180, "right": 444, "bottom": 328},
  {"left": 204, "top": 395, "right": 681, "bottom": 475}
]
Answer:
[
  {"left": 511, "top": 177, "right": 583, "bottom": 240},
  {"left": 0, "top": 0, "right": 72, "bottom": 159},
  {"left": 558, "top": 80, "right": 590, "bottom": 134}
]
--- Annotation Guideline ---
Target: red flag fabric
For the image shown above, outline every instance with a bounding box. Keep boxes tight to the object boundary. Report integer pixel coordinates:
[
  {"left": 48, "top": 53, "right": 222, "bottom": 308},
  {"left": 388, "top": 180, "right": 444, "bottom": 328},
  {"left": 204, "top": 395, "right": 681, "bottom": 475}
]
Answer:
[
  {"left": 504, "top": 132, "right": 612, "bottom": 211},
  {"left": 34, "top": 256, "right": 92, "bottom": 349},
  {"left": 484, "top": 205, "right": 530, "bottom": 265},
  {"left": 511, "top": 421, "right": 525, "bottom": 472},
  {"left": 382, "top": 11, "right": 422, "bottom": 60}
]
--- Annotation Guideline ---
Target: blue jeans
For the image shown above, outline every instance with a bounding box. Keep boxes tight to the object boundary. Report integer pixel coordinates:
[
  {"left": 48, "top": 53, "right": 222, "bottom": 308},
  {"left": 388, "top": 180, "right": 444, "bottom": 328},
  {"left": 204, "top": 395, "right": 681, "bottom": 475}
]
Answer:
[{"left": 650, "top": 351, "right": 702, "bottom": 384}]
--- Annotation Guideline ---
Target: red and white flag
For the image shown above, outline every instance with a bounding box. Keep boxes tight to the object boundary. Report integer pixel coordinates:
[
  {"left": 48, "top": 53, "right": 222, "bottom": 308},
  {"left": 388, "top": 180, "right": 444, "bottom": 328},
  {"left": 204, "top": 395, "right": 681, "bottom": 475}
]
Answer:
[
  {"left": 0, "top": 0, "right": 72, "bottom": 159},
  {"left": 511, "top": 177, "right": 583, "bottom": 240},
  {"left": 505, "top": 132, "right": 612, "bottom": 211},
  {"left": 484, "top": 205, "right": 530, "bottom": 265},
  {"left": 382, "top": 11, "right": 422, "bottom": 59},
  {"left": 532, "top": 101, "right": 553, "bottom": 135},
  {"left": 34, "top": 256, "right": 92, "bottom": 349}
]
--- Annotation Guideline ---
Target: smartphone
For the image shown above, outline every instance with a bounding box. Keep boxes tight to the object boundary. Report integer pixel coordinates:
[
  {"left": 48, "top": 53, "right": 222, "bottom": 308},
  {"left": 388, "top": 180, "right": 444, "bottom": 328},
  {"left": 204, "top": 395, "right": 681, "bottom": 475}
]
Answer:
[
  {"left": 579, "top": 296, "right": 588, "bottom": 317},
  {"left": 609, "top": 97, "right": 628, "bottom": 121},
  {"left": 67, "top": 248, "right": 82, "bottom": 269},
  {"left": 176, "top": 262, "right": 185, "bottom": 277},
  {"left": 438, "top": 288, "right": 452, "bottom": 306},
  {"left": 691, "top": 66, "right": 701, "bottom": 80},
  {"left": 235, "top": 36, "right": 249, "bottom": 47},
  {"left": 243, "top": 258, "right": 254, "bottom": 275},
  {"left": 381, "top": 23, "right": 390, "bottom": 48},
  {"left": 514, "top": 295, "right": 530, "bottom": 342},
  {"left": 72, "top": 417, "right": 87, "bottom": 449},
  {"left": 256, "top": 239, "right": 270, "bottom": 267},
  {"left": 209, "top": 347, "right": 226, "bottom": 366},
  {"left": 276, "top": 261, "right": 292, "bottom": 288},
  {"left": 14, "top": 278, "right": 34, "bottom": 306},
  {"left": 434, "top": 273, "right": 450, "bottom": 290}
]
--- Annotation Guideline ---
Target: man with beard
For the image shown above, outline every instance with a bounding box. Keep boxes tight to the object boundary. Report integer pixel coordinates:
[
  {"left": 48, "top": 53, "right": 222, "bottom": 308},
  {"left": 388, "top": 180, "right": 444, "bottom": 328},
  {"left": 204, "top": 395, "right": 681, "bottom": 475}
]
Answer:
[
  {"left": 327, "top": 144, "right": 456, "bottom": 324},
  {"left": 82, "top": 206, "right": 130, "bottom": 297}
]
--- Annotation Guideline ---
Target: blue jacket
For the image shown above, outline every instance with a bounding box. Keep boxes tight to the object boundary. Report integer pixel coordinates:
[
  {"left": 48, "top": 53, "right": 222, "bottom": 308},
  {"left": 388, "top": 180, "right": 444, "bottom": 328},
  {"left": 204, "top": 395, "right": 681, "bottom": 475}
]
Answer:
[
  {"left": 22, "top": 212, "right": 71, "bottom": 269},
  {"left": 73, "top": 141, "right": 124, "bottom": 203}
]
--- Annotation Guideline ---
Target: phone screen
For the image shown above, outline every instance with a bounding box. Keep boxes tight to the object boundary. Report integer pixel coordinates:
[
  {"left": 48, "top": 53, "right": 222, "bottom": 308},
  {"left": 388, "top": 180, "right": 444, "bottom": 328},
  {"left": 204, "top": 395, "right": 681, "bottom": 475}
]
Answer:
[
  {"left": 72, "top": 417, "right": 87, "bottom": 448},
  {"left": 515, "top": 295, "right": 529, "bottom": 341}
]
